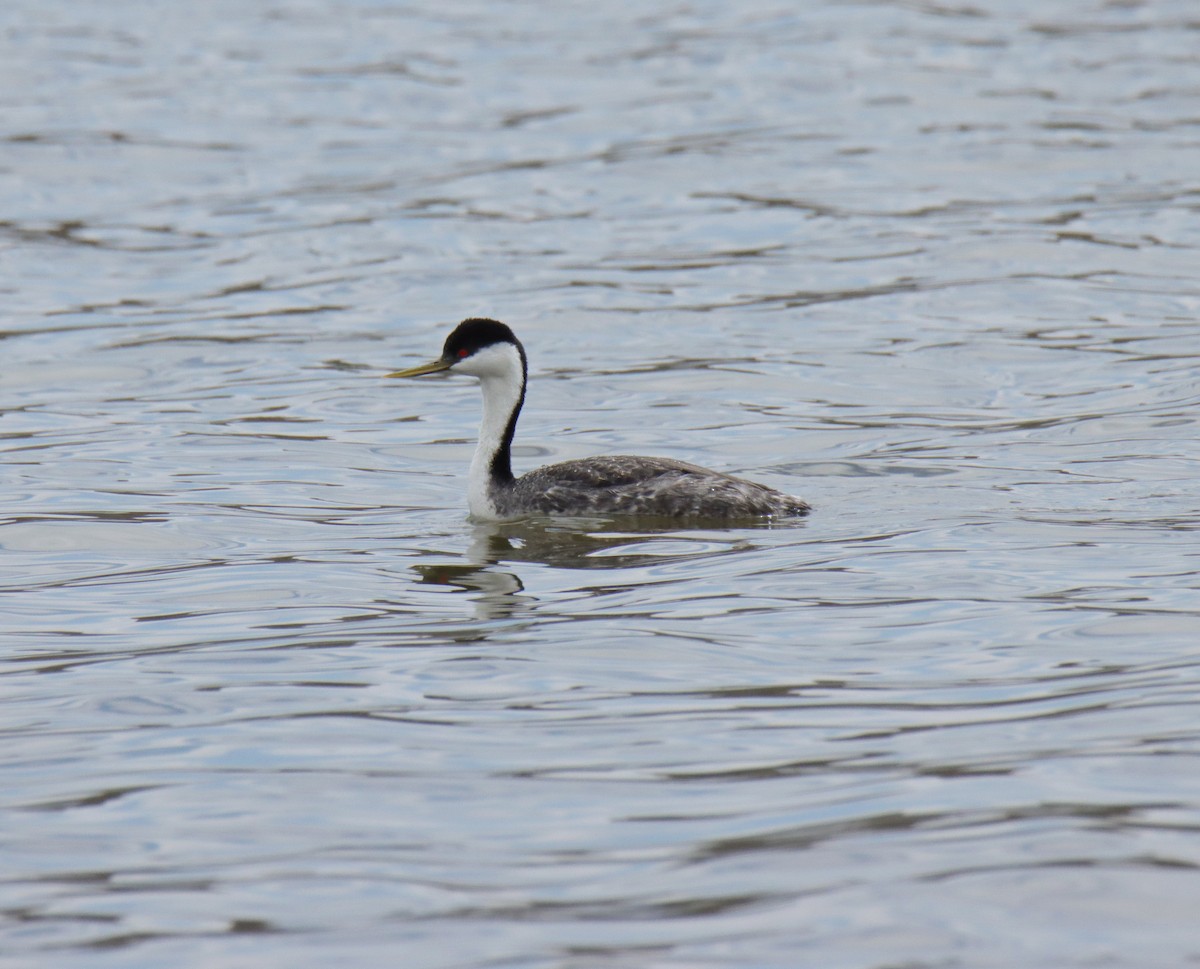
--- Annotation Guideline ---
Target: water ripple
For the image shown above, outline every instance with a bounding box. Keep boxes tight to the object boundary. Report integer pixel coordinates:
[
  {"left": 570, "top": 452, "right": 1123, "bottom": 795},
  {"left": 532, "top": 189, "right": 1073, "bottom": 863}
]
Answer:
[{"left": 3, "top": 1, "right": 1200, "bottom": 967}]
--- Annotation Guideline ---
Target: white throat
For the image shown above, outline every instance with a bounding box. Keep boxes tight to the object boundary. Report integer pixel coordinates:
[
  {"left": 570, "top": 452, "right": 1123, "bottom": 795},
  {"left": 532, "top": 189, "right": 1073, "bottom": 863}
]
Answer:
[{"left": 459, "top": 343, "right": 525, "bottom": 519}]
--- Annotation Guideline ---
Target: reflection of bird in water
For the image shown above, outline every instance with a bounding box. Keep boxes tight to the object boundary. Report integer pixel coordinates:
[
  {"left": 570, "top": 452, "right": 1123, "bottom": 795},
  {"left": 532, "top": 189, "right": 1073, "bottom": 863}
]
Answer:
[
  {"left": 388, "top": 318, "right": 811, "bottom": 522},
  {"left": 416, "top": 519, "right": 751, "bottom": 582},
  {"left": 413, "top": 519, "right": 760, "bottom": 621}
]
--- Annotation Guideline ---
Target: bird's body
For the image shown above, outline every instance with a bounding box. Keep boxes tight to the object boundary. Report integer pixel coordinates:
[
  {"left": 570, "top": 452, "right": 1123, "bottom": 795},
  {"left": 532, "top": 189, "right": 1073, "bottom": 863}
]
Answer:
[
  {"left": 490, "top": 454, "right": 809, "bottom": 519},
  {"left": 388, "top": 318, "right": 810, "bottom": 522}
]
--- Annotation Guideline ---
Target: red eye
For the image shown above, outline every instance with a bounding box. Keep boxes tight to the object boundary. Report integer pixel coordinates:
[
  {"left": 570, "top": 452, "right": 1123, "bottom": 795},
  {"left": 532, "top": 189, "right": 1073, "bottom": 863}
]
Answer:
[{"left": 457, "top": 348, "right": 469, "bottom": 358}]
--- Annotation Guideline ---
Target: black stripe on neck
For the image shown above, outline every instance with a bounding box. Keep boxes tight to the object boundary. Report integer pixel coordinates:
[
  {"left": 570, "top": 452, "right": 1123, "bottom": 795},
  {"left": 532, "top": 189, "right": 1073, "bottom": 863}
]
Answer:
[{"left": 488, "top": 339, "right": 527, "bottom": 485}]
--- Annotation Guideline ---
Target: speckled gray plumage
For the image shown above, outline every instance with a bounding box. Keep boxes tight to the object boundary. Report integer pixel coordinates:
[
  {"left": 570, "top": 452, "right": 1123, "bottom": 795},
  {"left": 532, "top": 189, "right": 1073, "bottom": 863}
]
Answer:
[
  {"left": 491, "top": 454, "right": 810, "bottom": 519},
  {"left": 392, "top": 318, "right": 810, "bottom": 521}
]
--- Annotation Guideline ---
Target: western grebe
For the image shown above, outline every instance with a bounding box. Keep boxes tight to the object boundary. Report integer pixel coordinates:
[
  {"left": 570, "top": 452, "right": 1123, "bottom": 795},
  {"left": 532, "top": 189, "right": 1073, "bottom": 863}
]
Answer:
[{"left": 388, "top": 318, "right": 811, "bottom": 521}]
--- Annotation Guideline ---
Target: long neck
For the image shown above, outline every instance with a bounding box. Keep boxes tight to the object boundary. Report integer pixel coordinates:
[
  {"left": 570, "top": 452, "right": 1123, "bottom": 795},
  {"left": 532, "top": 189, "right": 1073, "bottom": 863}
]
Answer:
[{"left": 467, "top": 347, "right": 526, "bottom": 516}]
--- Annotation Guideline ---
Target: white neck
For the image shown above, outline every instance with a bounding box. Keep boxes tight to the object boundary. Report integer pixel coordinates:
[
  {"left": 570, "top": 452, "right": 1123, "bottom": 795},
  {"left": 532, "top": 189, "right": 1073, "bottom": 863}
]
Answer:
[{"left": 461, "top": 344, "right": 525, "bottom": 519}]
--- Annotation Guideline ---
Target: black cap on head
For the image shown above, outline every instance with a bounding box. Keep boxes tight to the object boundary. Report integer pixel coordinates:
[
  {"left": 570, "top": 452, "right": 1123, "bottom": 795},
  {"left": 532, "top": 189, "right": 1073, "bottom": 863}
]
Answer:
[{"left": 442, "top": 318, "right": 519, "bottom": 362}]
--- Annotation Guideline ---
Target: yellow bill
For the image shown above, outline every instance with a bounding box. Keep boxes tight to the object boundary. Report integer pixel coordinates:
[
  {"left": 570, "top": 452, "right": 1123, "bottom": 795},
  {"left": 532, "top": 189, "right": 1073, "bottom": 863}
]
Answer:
[{"left": 387, "top": 357, "right": 453, "bottom": 378}]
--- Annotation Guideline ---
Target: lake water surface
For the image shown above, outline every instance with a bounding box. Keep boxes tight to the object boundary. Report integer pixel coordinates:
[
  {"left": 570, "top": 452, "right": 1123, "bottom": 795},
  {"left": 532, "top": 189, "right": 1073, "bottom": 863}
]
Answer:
[{"left": 3, "top": 1, "right": 1200, "bottom": 967}]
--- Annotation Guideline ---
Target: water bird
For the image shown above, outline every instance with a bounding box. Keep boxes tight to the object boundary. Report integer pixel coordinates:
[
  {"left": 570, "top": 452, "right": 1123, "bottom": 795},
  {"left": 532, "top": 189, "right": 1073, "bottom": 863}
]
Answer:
[{"left": 388, "top": 318, "right": 810, "bottom": 521}]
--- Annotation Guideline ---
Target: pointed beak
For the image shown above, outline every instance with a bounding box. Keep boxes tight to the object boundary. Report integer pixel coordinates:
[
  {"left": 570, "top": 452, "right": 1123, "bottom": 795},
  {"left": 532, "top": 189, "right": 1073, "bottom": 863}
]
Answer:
[{"left": 387, "top": 357, "right": 454, "bottom": 378}]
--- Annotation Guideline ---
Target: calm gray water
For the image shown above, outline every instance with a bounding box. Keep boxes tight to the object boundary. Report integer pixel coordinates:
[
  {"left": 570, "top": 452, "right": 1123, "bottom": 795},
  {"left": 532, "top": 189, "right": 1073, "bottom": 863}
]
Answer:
[{"left": 3, "top": 1, "right": 1200, "bottom": 967}]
